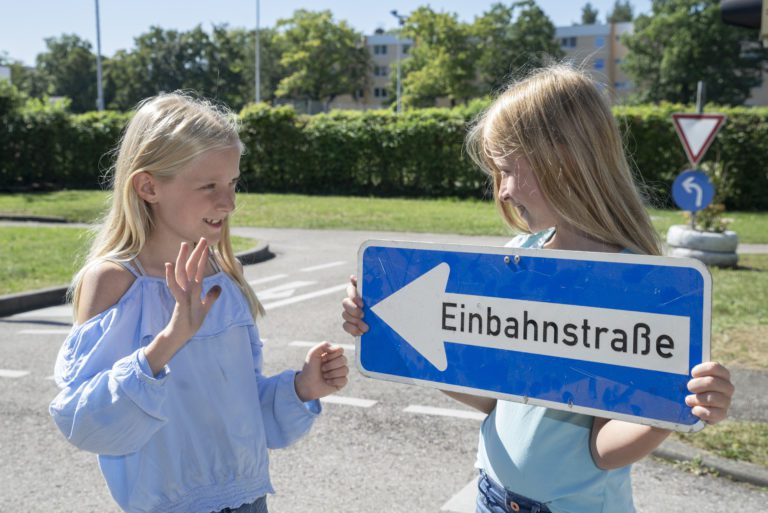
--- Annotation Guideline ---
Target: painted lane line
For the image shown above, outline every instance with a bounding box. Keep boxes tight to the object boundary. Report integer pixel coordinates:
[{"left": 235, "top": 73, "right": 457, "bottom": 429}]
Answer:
[
  {"left": 320, "top": 395, "right": 377, "bottom": 408},
  {"left": 0, "top": 369, "right": 31, "bottom": 378},
  {"left": 440, "top": 477, "right": 478, "bottom": 513},
  {"left": 19, "top": 329, "right": 72, "bottom": 335},
  {"left": 403, "top": 405, "right": 487, "bottom": 421},
  {"left": 248, "top": 274, "right": 288, "bottom": 286},
  {"left": 300, "top": 261, "right": 346, "bottom": 273},
  {"left": 289, "top": 341, "right": 355, "bottom": 352},
  {"left": 262, "top": 283, "right": 347, "bottom": 310},
  {"left": 257, "top": 280, "right": 317, "bottom": 300},
  {"left": 12, "top": 305, "right": 73, "bottom": 319}
]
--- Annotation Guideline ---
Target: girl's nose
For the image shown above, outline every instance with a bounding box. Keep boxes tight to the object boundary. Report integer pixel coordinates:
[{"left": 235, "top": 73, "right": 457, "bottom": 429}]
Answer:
[{"left": 218, "top": 190, "right": 236, "bottom": 211}]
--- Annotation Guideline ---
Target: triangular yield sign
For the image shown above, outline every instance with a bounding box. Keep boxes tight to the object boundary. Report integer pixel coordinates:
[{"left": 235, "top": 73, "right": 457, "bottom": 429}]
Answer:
[{"left": 671, "top": 113, "right": 726, "bottom": 166}]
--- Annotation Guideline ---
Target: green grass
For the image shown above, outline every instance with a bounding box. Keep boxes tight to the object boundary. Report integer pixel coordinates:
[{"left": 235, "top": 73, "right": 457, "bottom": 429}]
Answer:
[
  {"left": 1, "top": 191, "right": 767, "bottom": 242},
  {"left": 0, "top": 226, "right": 257, "bottom": 295},
  {"left": 675, "top": 421, "right": 768, "bottom": 468}
]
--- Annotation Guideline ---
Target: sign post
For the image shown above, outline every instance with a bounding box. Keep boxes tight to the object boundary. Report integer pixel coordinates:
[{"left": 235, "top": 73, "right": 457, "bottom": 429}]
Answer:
[{"left": 358, "top": 240, "right": 711, "bottom": 432}]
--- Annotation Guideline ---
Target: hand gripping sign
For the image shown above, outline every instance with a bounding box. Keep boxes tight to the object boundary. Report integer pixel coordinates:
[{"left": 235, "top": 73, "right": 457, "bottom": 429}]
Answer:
[{"left": 357, "top": 240, "right": 711, "bottom": 432}]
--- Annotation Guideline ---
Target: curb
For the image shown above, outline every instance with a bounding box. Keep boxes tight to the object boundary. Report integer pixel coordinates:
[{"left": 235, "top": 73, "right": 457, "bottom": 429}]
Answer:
[
  {"left": 652, "top": 439, "right": 768, "bottom": 488},
  {"left": 0, "top": 243, "right": 274, "bottom": 318},
  {"left": 0, "top": 214, "right": 69, "bottom": 223}
]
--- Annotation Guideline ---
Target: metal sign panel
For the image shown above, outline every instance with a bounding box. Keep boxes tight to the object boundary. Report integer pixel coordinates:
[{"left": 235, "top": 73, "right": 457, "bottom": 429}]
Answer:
[
  {"left": 357, "top": 240, "right": 711, "bottom": 432},
  {"left": 672, "top": 169, "right": 715, "bottom": 212},
  {"left": 671, "top": 113, "right": 726, "bottom": 166}
]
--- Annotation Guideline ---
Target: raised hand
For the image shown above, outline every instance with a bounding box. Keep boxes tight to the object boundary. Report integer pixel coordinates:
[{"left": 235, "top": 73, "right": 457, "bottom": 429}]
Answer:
[
  {"left": 686, "top": 361, "right": 735, "bottom": 424},
  {"left": 294, "top": 342, "right": 349, "bottom": 402},
  {"left": 144, "top": 238, "right": 222, "bottom": 376},
  {"left": 164, "top": 238, "right": 222, "bottom": 342},
  {"left": 341, "top": 275, "right": 368, "bottom": 336}
]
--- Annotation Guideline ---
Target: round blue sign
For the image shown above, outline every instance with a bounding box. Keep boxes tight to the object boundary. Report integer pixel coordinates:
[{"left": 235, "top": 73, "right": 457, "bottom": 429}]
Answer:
[{"left": 672, "top": 170, "right": 715, "bottom": 212}]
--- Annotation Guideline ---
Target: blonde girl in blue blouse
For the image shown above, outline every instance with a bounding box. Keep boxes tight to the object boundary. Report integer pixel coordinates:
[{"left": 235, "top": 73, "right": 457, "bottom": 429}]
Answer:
[{"left": 50, "top": 93, "right": 348, "bottom": 513}]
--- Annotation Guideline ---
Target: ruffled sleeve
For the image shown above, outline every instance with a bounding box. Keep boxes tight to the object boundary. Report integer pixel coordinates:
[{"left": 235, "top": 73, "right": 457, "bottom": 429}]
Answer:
[
  {"left": 247, "top": 325, "right": 320, "bottom": 449},
  {"left": 49, "top": 289, "right": 170, "bottom": 456}
]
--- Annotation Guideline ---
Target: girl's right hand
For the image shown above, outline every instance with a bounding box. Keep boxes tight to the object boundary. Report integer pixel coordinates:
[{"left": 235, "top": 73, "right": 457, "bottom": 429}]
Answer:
[
  {"left": 164, "top": 238, "right": 222, "bottom": 342},
  {"left": 341, "top": 275, "right": 368, "bottom": 336}
]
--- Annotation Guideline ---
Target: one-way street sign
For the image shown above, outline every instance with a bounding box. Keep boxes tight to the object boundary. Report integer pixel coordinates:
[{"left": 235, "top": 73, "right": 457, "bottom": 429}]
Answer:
[{"left": 357, "top": 240, "right": 711, "bottom": 432}]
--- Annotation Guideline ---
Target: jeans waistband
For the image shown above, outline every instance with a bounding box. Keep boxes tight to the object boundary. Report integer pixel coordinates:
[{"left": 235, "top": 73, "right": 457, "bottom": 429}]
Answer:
[{"left": 478, "top": 470, "right": 552, "bottom": 513}]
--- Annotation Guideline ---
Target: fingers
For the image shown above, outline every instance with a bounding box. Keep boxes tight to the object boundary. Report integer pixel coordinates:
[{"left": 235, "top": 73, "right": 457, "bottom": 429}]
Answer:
[
  {"left": 341, "top": 290, "right": 368, "bottom": 335},
  {"left": 191, "top": 238, "right": 209, "bottom": 284},
  {"left": 175, "top": 242, "right": 190, "bottom": 288},
  {"left": 687, "top": 362, "right": 734, "bottom": 424},
  {"left": 165, "top": 262, "right": 185, "bottom": 299},
  {"left": 321, "top": 346, "right": 349, "bottom": 389}
]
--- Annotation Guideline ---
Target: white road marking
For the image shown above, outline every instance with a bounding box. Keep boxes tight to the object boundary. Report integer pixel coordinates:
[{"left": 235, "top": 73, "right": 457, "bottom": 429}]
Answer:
[
  {"left": 403, "top": 405, "right": 487, "bottom": 421},
  {"left": 300, "top": 261, "right": 346, "bottom": 273},
  {"left": 18, "top": 329, "right": 71, "bottom": 335},
  {"left": 262, "top": 283, "right": 347, "bottom": 310},
  {"left": 440, "top": 477, "right": 478, "bottom": 513},
  {"left": 248, "top": 274, "right": 288, "bottom": 286},
  {"left": 0, "top": 369, "right": 30, "bottom": 378},
  {"left": 257, "top": 280, "right": 317, "bottom": 300},
  {"left": 289, "top": 341, "right": 355, "bottom": 352},
  {"left": 320, "top": 395, "right": 377, "bottom": 408}
]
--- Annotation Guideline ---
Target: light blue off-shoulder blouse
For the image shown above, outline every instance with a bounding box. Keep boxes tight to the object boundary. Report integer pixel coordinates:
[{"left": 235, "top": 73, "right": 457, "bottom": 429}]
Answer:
[{"left": 50, "top": 269, "right": 320, "bottom": 513}]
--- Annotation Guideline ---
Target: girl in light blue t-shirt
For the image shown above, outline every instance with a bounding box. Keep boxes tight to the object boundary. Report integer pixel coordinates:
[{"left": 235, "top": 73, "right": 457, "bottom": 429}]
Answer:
[
  {"left": 50, "top": 93, "right": 349, "bottom": 513},
  {"left": 342, "top": 65, "right": 734, "bottom": 513}
]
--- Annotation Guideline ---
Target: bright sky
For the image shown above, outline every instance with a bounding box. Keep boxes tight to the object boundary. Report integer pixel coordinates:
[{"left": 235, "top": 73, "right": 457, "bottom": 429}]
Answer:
[{"left": 2, "top": 1, "right": 652, "bottom": 66}]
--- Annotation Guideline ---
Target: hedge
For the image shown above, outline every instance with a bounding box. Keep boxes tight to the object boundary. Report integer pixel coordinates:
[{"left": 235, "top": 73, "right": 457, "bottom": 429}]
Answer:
[{"left": 2, "top": 82, "right": 767, "bottom": 209}]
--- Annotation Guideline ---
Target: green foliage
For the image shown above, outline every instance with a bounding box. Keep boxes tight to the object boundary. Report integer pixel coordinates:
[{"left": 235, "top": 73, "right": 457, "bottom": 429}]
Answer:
[
  {"left": 606, "top": 0, "right": 634, "bottom": 23},
  {"left": 3, "top": 94, "right": 768, "bottom": 209},
  {"left": 473, "top": 1, "right": 563, "bottom": 93},
  {"left": 622, "top": 0, "right": 768, "bottom": 105},
  {"left": 581, "top": 3, "right": 599, "bottom": 24},
  {"left": 35, "top": 34, "right": 97, "bottom": 113},
  {"left": 399, "top": 7, "right": 479, "bottom": 107},
  {"left": 274, "top": 10, "right": 370, "bottom": 109}
]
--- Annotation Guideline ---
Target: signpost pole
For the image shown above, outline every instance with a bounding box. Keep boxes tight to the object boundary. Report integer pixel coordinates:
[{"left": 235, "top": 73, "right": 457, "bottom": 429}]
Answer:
[{"left": 691, "top": 81, "right": 706, "bottom": 229}]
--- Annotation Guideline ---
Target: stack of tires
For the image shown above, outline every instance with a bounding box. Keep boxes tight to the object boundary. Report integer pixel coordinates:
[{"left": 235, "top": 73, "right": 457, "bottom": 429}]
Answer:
[{"left": 666, "top": 225, "right": 739, "bottom": 267}]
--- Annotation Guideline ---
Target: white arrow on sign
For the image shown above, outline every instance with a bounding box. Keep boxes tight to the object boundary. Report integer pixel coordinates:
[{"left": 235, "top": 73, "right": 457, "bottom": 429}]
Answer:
[
  {"left": 683, "top": 176, "right": 703, "bottom": 207},
  {"left": 370, "top": 262, "right": 690, "bottom": 375}
]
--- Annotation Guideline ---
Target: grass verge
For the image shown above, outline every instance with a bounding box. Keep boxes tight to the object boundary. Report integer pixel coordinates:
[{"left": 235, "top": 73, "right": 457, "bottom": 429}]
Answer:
[{"left": 1, "top": 191, "right": 767, "bottom": 242}]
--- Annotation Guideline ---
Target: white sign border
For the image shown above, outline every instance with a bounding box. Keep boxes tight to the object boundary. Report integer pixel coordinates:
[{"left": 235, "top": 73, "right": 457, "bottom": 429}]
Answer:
[{"left": 356, "top": 239, "right": 712, "bottom": 433}]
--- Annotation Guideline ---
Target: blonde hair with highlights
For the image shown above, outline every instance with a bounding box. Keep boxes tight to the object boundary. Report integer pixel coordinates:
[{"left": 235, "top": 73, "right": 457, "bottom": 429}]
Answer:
[
  {"left": 466, "top": 65, "right": 661, "bottom": 256},
  {"left": 70, "top": 92, "right": 264, "bottom": 318}
]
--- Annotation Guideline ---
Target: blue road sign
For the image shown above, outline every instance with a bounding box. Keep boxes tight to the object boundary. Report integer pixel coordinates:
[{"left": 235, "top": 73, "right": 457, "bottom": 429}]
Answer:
[
  {"left": 358, "top": 240, "right": 711, "bottom": 432},
  {"left": 673, "top": 170, "right": 715, "bottom": 212}
]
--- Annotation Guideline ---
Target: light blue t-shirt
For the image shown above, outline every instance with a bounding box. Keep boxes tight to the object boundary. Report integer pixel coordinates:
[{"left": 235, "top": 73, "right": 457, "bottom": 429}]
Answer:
[
  {"left": 50, "top": 269, "right": 320, "bottom": 513},
  {"left": 476, "top": 229, "right": 635, "bottom": 513}
]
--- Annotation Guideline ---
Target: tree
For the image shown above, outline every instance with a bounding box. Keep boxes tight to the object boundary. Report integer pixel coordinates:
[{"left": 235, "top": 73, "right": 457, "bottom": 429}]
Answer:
[
  {"left": 581, "top": 3, "right": 599, "bottom": 24},
  {"left": 607, "top": 0, "right": 634, "bottom": 23},
  {"left": 275, "top": 9, "right": 370, "bottom": 111},
  {"left": 399, "top": 6, "right": 479, "bottom": 107},
  {"left": 622, "top": 0, "right": 768, "bottom": 105},
  {"left": 35, "top": 34, "right": 97, "bottom": 112},
  {"left": 473, "top": 1, "right": 563, "bottom": 93},
  {"left": 0, "top": 53, "right": 50, "bottom": 98}
]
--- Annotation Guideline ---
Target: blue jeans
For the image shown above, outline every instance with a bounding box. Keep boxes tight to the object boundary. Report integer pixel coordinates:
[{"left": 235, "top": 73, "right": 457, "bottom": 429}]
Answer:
[
  {"left": 476, "top": 470, "right": 552, "bottom": 513},
  {"left": 215, "top": 496, "right": 268, "bottom": 513}
]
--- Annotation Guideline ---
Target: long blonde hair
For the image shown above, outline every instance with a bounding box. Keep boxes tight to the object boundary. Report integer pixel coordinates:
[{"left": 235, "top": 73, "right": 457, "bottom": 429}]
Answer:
[
  {"left": 70, "top": 92, "right": 264, "bottom": 318},
  {"left": 466, "top": 64, "right": 661, "bottom": 256}
]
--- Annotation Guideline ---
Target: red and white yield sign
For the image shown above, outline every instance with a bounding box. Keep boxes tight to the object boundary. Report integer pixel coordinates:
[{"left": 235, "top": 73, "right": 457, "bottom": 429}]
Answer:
[{"left": 671, "top": 113, "right": 726, "bottom": 166}]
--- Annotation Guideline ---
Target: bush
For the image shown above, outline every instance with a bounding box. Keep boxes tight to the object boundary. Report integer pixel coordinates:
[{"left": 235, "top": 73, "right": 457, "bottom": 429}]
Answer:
[{"left": 2, "top": 89, "right": 767, "bottom": 209}]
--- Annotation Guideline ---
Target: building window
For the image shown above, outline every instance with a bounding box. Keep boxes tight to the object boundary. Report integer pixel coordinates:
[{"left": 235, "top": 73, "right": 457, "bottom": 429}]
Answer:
[
  {"left": 373, "top": 44, "right": 388, "bottom": 55},
  {"left": 560, "top": 36, "right": 577, "bottom": 48},
  {"left": 595, "top": 36, "right": 605, "bottom": 48},
  {"left": 614, "top": 81, "right": 632, "bottom": 90},
  {"left": 374, "top": 65, "right": 389, "bottom": 77},
  {"left": 402, "top": 44, "right": 411, "bottom": 55},
  {"left": 374, "top": 88, "right": 388, "bottom": 98},
  {"left": 594, "top": 58, "right": 605, "bottom": 70}
]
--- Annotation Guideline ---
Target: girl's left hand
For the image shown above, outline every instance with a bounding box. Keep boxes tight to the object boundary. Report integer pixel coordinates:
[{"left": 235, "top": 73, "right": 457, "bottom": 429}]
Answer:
[
  {"left": 686, "top": 361, "right": 735, "bottom": 424},
  {"left": 294, "top": 342, "right": 349, "bottom": 402}
]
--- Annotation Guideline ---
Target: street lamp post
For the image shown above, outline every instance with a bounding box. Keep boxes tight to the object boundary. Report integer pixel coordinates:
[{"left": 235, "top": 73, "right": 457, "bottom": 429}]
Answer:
[
  {"left": 94, "top": 0, "right": 104, "bottom": 111},
  {"left": 255, "top": 0, "right": 261, "bottom": 103},
  {"left": 390, "top": 10, "right": 407, "bottom": 114}
]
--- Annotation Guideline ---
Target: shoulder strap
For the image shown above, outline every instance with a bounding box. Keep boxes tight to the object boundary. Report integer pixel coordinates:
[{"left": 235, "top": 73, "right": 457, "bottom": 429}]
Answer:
[
  {"left": 103, "top": 257, "right": 144, "bottom": 278},
  {"left": 208, "top": 248, "right": 223, "bottom": 273}
]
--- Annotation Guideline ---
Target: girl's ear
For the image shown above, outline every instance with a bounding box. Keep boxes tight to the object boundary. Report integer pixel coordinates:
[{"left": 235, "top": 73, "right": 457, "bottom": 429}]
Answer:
[{"left": 133, "top": 172, "right": 158, "bottom": 203}]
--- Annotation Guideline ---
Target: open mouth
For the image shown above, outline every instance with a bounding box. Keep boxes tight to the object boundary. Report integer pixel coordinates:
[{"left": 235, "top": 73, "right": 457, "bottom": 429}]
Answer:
[{"left": 203, "top": 217, "right": 224, "bottom": 228}]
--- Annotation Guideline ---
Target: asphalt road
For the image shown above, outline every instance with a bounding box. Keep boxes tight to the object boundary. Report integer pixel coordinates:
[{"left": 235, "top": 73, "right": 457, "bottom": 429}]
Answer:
[{"left": 1, "top": 227, "right": 766, "bottom": 513}]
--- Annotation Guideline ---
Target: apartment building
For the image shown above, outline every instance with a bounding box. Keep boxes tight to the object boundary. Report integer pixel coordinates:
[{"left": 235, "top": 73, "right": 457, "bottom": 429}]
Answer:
[{"left": 328, "top": 32, "right": 413, "bottom": 110}]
